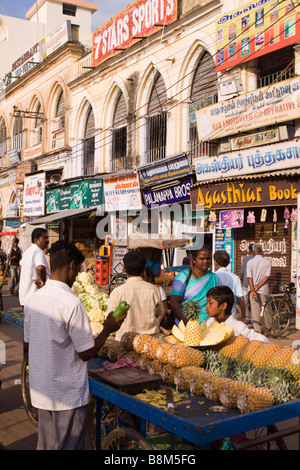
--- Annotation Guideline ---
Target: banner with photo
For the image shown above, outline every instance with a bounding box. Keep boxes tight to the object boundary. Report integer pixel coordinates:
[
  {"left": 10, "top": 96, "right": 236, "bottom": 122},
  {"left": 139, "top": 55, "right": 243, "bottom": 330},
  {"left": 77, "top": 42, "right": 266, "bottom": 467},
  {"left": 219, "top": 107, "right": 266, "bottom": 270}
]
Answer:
[{"left": 215, "top": 0, "right": 300, "bottom": 72}]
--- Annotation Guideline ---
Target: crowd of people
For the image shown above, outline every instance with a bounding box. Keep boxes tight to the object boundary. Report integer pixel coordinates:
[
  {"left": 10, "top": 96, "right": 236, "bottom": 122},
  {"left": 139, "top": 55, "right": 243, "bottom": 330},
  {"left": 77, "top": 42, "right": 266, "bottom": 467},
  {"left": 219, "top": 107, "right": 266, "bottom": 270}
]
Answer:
[{"left": 13, "top": 228, "right": 272, "bottom": 450}]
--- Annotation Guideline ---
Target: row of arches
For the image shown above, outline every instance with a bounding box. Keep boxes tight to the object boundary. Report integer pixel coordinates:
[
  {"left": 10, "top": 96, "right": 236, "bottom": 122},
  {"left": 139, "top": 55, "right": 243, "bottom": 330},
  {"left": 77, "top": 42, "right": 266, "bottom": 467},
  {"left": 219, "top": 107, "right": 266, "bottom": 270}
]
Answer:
[{"left": 0, "top": 42, "right": 218, "bottom": 175}]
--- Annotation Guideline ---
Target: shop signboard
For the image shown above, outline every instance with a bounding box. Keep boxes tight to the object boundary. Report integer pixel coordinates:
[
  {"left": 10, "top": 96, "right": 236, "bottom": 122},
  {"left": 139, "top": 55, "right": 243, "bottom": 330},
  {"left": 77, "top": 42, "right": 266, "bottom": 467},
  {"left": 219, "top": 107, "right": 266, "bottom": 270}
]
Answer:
[
  {"left": 215, "top": 0, "right": 300, "bottom": 72},
  {"left": 92, "top": 0, "right": 178, "bottom": 67},
  {"left": 103, "top": 173, "right": 142, "bottom": 212},
  {"left": 139, "top": 153, "right": 191, "bottom": 185},
  {"left": 24, "top": 144, "right": 43, "bottom": 160},
  {"left": 194, "top": 140, "right": 300, "bottom": 182},
  {"left": 191, "top": 176, "right": 300, "bottom": 211},
  {"left": 23, "top": 173, "right": 46, "bottom": 217},
  {"left": 143, "top": 177, "right": 192, "bottom": 209},
  {"left": 196, "top": 76, "right": 300, "bottom": 142},
  {"left": 40, "top": 20, "right": 72, "bottom": 60},
  {"left": 46, "top": 179, "right": 104, "bottom": 213},
  {"left": 230, "top": 128, "right": 281, "bottom": 151},
  {"left": 111, "top": 247, "right": 128, "bottom": 273}
]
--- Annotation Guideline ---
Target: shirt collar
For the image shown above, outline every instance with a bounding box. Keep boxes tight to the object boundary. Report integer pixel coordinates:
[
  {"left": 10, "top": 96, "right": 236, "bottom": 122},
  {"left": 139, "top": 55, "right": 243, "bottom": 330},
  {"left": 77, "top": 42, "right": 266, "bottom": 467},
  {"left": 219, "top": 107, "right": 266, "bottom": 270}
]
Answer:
[{"left": 46, "top": 279, "right": 74, "bottom": 293}]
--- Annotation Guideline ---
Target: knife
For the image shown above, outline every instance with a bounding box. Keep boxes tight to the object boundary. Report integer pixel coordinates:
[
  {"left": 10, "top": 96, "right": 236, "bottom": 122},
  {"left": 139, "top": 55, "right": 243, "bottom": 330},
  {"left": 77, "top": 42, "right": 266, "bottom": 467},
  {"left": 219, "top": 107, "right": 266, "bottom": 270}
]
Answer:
[{"left": 165, "top": 387, "right": 176, "bottom": 414}]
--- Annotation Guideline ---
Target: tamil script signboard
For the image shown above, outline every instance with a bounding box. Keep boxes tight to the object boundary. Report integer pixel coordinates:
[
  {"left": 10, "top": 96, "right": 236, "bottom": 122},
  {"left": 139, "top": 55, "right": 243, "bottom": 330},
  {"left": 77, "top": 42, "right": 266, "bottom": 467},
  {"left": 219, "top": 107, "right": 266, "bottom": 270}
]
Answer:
[
  {"left": 215, "top": 0, "right": 300, "bottom": 72},
  {"left": 194, "top": 140, "right": 300, "bottom": 182},
  {"left": 196, "top": 76, "right": 300, "bottom": 142},
  {"left": 46, "top": 179, "right": 103, "bottom": 213},
  {"left": 139, "top": 153, "right": 191, "bottom": 185},
  {"left": 92, "top": 0, "right": 178, "bottom": 67}
]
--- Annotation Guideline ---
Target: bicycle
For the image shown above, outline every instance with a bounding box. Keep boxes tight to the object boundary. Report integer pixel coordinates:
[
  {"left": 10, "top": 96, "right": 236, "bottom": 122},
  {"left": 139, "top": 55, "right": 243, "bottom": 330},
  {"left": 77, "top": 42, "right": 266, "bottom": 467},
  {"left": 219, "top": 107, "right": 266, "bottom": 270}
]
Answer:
[
  {"left": 21, "top": 356, "right": 38, "bottom": 426},
  {"left": 108, "top": 272, "right": 127, "bottom": 295},
  {"left": 260, "top": 282, "right": 296, "bottom": 338}
]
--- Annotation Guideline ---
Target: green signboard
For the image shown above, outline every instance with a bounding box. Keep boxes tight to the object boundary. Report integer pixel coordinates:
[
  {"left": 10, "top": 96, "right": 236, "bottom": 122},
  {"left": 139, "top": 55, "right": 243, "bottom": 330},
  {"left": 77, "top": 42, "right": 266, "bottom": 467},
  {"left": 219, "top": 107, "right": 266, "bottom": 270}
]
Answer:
[{"left": 46, "top": 179, "right": 103, "bottom": 214}]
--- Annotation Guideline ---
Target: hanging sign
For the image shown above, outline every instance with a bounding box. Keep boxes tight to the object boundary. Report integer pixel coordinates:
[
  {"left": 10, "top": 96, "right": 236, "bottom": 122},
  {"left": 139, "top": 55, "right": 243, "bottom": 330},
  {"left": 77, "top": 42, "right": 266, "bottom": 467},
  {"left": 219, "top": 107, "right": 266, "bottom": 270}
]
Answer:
[
  {"left": 46, "top": 179, "right": 104, "bottom": 213},
  {"left": 23, "top": 173, "right": 46, "bottom": 217},
  {"left": 139, "top": 153, "right": 191, "bottom": 185},
  {"left": 103, "top": 173, "right": 142, "bottom": 212},
  {"left": 220, "top": 209, "right": 244, "bottom": 229},
  {"left": 143, "top": 177, "right": 192, "bottom": 209}
]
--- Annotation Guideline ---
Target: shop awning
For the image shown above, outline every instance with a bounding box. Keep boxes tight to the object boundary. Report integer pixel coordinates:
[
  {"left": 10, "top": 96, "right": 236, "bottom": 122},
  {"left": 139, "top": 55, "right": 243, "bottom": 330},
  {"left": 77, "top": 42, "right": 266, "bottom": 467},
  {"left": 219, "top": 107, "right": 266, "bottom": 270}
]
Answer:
[
  {"left": 29, "top": 207, "right": 95, "bottom": 225},
  {"left": 128, "top": 234, "right": 190, "bottom": 250}
]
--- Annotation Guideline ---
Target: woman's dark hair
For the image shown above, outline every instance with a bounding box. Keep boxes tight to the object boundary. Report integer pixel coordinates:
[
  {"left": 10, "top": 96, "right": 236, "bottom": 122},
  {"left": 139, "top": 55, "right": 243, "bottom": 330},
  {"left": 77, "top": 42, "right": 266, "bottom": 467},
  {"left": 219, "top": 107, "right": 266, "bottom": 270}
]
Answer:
[
  {"left": 206, "top": 286, "right": 234, "bottom": 315},
  {"left": 213, "top": 250, "right": 230, "bottom": 268},
  {"left": 190, "top": 244, "right": 211, "bottom": 261},
  {"left": 49, "top": 240, "right": 85, "bottom": 271},
  {"left": 123, "top": 251, "right": 146, "bottom": 276},
  {"left": 31, "top": 227, "right": 48, "bottom": 243}
]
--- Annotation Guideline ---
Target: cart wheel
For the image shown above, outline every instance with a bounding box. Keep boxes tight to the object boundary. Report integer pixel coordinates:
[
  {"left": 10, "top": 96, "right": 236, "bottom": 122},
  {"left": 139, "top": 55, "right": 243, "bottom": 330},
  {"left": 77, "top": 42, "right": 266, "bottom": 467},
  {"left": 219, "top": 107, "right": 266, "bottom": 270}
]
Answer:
[
  {"left": 21, "top": 358, "right": 38, "bottom": 426},
  {"left": 101, "top": 427, "right": 153, "bottom": 450},
  {"left": 235, "top": 424, "right": 287, "bottom": 450}
]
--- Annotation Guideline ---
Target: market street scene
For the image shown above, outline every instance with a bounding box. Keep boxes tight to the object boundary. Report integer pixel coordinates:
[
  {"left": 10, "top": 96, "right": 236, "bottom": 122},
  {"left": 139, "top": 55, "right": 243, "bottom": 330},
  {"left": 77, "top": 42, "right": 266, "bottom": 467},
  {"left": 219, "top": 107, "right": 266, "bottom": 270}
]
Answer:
[{"left": 1, "top": 0, "right": 300, "bottom": 452}]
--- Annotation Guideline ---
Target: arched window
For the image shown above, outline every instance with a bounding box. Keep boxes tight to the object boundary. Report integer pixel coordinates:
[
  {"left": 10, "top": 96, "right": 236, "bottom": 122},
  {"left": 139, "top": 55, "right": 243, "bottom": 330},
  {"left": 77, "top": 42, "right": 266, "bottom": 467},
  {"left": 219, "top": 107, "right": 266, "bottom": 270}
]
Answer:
[
  {"left": 35, "top": 103, "right": 43, "bottom": 145},
  {"left": 55, "top": 90, "right": 65, "bottom": 130},
  {"left": 0, "top": 119, "right": 6, "bottom": 157},
  {"left": 189, "top": 51, "right": 218, "bottom": 159},
  {"left": 112, "top": 91, "right": 127, "bottom": 171},
  {"left": 6, "top": 190, "right": 19, "bottom": 218},
  {"left": 146, "top": 73, "right": 167, "bottom": 162},
  {"left": 83, "top": 105, "right": 95, "bottom": 176},
  {"left": 12, "top": 112, "right": 23, "bottom": 151}
]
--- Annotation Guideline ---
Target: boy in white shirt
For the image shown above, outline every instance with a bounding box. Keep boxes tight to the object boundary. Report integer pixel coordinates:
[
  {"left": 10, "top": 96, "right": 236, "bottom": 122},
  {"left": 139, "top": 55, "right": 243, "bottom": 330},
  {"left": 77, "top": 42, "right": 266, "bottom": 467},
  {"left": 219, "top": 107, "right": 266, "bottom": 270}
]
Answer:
[{"left": 205, "top": 286, "right": 269, "bottom": 343}]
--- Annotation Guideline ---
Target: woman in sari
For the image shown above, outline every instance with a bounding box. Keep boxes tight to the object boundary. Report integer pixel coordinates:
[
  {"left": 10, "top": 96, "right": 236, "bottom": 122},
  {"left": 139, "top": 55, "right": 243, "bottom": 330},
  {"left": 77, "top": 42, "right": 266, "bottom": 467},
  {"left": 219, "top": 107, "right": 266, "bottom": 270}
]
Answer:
[{"left": 170, "top": 246, "right": 220, "bottom": 325}]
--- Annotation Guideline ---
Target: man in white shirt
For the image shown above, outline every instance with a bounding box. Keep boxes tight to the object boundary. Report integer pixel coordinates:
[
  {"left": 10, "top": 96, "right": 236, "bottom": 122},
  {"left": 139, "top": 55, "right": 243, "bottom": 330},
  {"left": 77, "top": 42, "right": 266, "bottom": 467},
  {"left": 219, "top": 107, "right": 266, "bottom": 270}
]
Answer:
[
  {"left": 24, "top": 240, "right": 126, "bottom": 450},
  {"left": 247, "top": 243, "right": 271, "bottom": 333},
  {"left": 239, "top": 243, "right": 254, "bottom": 324},
  {"left": 213, "top": 250, "right": 246, "bottom": 322},
  {"left": 19, "top": 228, "right": 50, "bottom": 306}
]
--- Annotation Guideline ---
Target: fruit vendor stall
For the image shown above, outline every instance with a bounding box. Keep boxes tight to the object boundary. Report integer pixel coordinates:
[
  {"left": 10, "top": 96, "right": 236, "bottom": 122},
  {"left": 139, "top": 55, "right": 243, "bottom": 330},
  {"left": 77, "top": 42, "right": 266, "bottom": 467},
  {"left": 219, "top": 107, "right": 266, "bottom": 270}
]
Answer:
[{"left": 69, "top": 273, "right": 300, "bottom": 449}]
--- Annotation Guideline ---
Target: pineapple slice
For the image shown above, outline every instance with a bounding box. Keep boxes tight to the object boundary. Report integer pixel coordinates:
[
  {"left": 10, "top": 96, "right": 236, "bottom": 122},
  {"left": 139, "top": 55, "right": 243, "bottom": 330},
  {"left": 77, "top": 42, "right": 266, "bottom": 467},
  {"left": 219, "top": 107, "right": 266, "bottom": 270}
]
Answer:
[
  {"left": 199, "top": 322, "right": 233, "bottom": 346},
  {"left": 178, "top": 320, "right": 186, "bottom": 333},
  {"left": 171, "top": 324, "right": 185, "bottom": 342}
]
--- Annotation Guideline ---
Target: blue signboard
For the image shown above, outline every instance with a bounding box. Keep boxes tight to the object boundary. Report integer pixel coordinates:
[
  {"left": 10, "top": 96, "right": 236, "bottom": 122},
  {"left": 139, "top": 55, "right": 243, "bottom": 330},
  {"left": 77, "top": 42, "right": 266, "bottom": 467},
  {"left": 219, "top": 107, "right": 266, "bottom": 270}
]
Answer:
[
  {"left": 143, "top": 178, "right": 192, "bottom": 209},
  {"left": 139, "top": 153, "right": 192, "bottom": 185}
]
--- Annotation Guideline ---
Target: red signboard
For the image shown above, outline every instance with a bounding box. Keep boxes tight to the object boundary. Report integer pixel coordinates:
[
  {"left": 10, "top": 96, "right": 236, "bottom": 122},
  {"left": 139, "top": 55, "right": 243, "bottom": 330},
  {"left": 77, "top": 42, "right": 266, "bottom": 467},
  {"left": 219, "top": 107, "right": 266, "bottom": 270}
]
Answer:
[{"left": 92, "top": 0, "right": 178, "bottom": 67}]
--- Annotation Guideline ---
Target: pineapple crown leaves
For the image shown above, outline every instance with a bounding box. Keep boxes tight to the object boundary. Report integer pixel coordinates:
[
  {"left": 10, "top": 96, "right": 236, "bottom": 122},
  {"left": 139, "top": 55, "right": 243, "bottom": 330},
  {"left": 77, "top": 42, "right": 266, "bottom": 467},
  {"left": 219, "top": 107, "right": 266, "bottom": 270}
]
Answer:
[{"left": 182, "top": 300, "right": 201, "bottom": 321}]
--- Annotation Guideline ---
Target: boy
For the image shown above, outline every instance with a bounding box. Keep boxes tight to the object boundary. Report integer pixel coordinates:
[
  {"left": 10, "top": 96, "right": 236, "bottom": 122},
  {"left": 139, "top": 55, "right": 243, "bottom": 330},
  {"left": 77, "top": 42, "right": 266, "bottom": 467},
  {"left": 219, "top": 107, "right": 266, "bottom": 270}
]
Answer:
[
  {"left": 107, "top": 251, "right": 162, "bottom": 341},
  {"left": 205, "top": 285, "right": 269, "bottom": 343}
]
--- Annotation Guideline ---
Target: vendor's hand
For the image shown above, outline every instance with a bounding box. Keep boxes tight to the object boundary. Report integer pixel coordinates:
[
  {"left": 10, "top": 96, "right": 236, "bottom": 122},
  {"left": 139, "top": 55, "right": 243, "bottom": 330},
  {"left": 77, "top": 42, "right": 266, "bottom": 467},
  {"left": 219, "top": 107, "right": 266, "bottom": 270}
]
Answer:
[
  {"left": 251, "top": 291, "right": 257, "bottom": 301},
  {"left": 103, "top": 311, "right": 127, "bottom": 334},
  {"left": 34, "top": 280, "right": 45, "bottom": 289}
]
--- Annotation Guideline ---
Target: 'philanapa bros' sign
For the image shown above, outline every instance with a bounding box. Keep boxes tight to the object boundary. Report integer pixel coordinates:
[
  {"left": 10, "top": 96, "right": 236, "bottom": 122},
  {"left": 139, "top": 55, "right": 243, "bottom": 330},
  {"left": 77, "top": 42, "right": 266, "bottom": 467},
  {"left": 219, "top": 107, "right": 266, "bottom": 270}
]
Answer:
[
  {"left": 92, "top": 0, "right": 178, "bottom": 66},
  {"left": 191, "top": 177, "right": 300, "bottom": 211}
]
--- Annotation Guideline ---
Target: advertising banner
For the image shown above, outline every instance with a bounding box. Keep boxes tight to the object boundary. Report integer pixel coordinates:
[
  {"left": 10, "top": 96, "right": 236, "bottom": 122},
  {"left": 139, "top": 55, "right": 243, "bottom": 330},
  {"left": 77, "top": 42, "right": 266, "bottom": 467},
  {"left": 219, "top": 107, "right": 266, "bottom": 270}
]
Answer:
[
  {"left": 46, "top": 179, "right": 103, "bottom": 213},
  {"left": 92, "top": 0, "right": 178, "bottom": 66},
  {"left": 220, "top": 209, "right": 244, "bottom": 229},
  {"left": 139, "top": 153, "right": 191, "bottom": 185},
  {"left": 196, "top": 76, "right": 300, "bottom": 142},
  {"left": 194, "top": 140, "right": 300, "bottom": 182},
  {"left": 103, "top": 173, "right": 142, "bottom": 212},
  {"left": 215, "top": 0, "right": 300, "bottom": 72},
  {"left": 23, "top": 173, "right": 46, "bottom": 217}
]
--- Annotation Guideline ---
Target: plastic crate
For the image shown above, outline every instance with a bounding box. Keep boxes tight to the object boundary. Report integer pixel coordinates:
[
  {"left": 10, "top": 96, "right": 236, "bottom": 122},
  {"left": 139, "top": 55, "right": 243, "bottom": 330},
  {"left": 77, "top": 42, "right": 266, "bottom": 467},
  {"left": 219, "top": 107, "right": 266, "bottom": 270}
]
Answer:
[{"left": 95, "top": 257, "right": 109, "bottom": 285}]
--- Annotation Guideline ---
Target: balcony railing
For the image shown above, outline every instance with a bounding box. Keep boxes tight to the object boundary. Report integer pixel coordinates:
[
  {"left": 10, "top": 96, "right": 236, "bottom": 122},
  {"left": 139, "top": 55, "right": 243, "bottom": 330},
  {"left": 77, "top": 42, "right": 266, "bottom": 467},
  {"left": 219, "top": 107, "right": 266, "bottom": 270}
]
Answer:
[
  {"left": 12, "top": 133, "right": 23, "bottom": 151},
  {"left": 0, "top": 141, "right": 6, "bottom": 158},
  {"left": 75, "top": 52, "right": 92, "bottom": 79}
]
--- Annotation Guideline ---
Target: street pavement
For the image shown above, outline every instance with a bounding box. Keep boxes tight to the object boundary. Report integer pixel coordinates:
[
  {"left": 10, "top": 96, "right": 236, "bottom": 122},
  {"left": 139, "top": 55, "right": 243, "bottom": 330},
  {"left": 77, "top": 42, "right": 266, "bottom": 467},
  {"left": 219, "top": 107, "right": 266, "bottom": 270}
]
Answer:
[{"left": 0, "top": 284, "right": 299, "bottom": 450}]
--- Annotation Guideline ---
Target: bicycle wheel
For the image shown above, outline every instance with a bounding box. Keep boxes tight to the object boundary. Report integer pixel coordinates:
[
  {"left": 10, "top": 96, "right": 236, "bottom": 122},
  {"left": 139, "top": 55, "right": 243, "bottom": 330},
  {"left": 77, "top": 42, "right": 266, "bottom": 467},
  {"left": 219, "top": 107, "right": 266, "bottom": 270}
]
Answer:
[
  {"left": 101, "top": 427, "right": 153, "bottom": 450},
  {"left": 240, "top": 424, "right": 287, "bottom": 450},
  {"left": 21, "top": 358, "right": 38, "bottom": 426},
  {"left": 261, "top": 297, "right": 292, "bottom": 338}
]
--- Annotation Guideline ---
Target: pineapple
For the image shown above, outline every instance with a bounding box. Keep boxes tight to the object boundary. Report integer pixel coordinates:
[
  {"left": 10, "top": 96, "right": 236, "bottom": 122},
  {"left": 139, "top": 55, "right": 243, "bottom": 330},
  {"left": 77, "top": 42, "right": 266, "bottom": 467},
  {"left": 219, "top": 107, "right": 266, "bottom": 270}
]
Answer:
[
  {"left": 237, "top": 340, "right": 264, "bottom": 362},
  {"left": 219, "top": 335, "right": 249, "bottom": 359},
  {"left": 203, "top": 375, "right": 232, "bottom": 402},
  {"left": 203, "top": 350, "right": 224, "bottom": 375},
  {"left": 231, "top": 360, "right": 256, "bottom": 383},
  {"left": 285, "top": 350, "right": 300, "bottom": 380},
  {"left": 219, "top": 381, "right": 256, "bottom": 409},
  {"left": 160, "top": 363, "right": 178, "bottom": 384},
  {"left": 143, "top": 337, "right": 164, "bottom": 359},
  {"left": 133, "top": 334, "right": 152, "bottom": 354},
  {"left": 167, "top": 344, "right": 205, "bottom": 368},
  {"left": 182, "top": 301, "right": 202, "bottom": 346},
  {"left": 148, "top": 359, "right": 164, "bottom": 376},
  {"left": 155, "top": 341, "right": 173, "bottom": 364},
  {"left": 98, "top": 337, "right": 119, "bottom": 359},
  {"left": 266, "top": 347, "right": 296, "bottom": 369},
  {"left": 237, "top": 387, "right": 275, "bottom": 413},
  {"left": 189, "top": 369, "right": 215, "bottom": 395},
  {"left": 174, "top": 366, "right": 203, "bottom": 390},
  {"left": 138, "top": 355, "right": 154, "bottom": 373},
  {"left": 120, "top": 331, "right": 139, "bottom": 351},
  {"left": 249, "top": 342, "right": 280, "bottom": 367}
]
